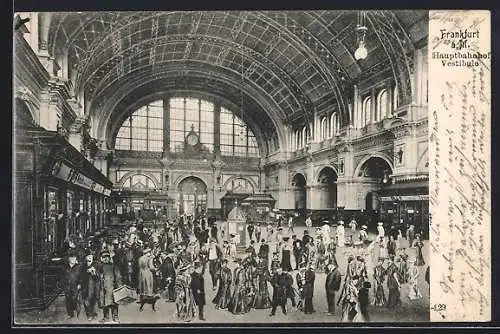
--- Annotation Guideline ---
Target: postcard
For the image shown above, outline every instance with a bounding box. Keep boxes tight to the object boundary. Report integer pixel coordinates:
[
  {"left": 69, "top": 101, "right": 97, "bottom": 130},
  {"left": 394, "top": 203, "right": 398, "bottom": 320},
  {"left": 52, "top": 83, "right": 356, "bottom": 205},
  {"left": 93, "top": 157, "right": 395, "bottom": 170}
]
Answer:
[{"left": 12, "top": 9, "right": 490, "bottom": 326}]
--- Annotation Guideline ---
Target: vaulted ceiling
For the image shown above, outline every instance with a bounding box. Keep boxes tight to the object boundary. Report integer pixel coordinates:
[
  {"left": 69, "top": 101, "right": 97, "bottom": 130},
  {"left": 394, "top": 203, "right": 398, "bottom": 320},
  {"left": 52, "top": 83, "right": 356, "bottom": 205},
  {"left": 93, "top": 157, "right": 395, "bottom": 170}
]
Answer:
[{"left": 45, "top": 11, "right": 428, "bottom": 143}]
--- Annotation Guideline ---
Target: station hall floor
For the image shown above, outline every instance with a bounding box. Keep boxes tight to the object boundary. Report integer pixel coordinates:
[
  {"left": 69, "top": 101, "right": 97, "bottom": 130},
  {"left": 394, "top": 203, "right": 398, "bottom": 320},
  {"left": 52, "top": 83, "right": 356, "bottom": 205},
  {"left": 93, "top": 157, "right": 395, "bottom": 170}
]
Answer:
[{"left": 15, "top": 226, "right": 429, "bottom": 325}]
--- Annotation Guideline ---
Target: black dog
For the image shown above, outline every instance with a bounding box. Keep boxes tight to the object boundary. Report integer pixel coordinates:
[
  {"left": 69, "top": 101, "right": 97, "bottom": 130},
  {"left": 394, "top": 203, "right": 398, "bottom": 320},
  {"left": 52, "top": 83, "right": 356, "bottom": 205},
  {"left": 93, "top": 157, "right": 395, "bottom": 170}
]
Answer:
[{"left": 136, "top": 295, "right": 161, "bottom": 312}]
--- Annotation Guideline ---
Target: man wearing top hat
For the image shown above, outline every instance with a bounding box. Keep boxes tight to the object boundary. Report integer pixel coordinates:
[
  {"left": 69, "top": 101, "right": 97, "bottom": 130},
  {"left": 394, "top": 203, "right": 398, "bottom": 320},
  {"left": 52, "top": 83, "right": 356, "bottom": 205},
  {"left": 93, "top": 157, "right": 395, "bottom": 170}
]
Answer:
[
  {"left": 191, "top": 261, "right": 206, "bottom": 321},
  {"left": 61, "top": 249, "right": 82, "bottom": 319}
]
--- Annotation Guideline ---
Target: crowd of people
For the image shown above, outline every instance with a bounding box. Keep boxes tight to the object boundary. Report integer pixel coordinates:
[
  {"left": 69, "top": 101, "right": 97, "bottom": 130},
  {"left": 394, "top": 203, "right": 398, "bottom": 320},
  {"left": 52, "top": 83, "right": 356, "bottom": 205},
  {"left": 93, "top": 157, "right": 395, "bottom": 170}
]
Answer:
[{"left": 59, "top": 213, "right": 429, "bottom": 323}]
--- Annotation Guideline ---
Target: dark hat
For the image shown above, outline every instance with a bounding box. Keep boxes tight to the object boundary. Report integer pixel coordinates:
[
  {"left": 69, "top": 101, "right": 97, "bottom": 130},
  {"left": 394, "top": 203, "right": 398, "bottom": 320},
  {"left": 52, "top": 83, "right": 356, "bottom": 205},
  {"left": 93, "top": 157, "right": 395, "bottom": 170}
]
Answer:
[
  {"left": 363, "top": 281, "right": 372, "bottom": 288},
  {"left": 100, "top": 251, "right": 110, "bottom": 258},
  {"left": 283, "top": 236, "right": 290, "bottom": 241},
  {"left": 68, "top": 249, "right": 78, "bottom": 258},
  {"left": 351, "top": 275, "right": 360, "bottom": 280},
  {"left": 221, "top": 258, "right": 229, "bottom": 264},
  {"left": 292, "top": 234, "right": 297, "bottom": 238}
]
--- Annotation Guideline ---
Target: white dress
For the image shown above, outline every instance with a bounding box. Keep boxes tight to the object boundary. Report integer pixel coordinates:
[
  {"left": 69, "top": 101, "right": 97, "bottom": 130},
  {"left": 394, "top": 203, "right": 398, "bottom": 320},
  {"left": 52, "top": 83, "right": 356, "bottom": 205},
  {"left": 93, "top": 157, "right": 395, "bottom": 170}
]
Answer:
[
  {"left": 377, "top": 225, "right": 385, "bottom": 239},
  {"left": 336, "top": 225, "right": 345, "bottom": 245}
]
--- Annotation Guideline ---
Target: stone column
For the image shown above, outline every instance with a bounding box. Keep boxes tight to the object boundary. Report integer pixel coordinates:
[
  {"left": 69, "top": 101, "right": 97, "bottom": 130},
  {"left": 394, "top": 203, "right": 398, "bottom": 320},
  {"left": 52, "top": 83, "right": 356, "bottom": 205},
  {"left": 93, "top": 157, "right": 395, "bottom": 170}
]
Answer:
[
  {"left": 38, "top": 90, "right": 61, "bottom": 131},
  {"left": 213, "top": 103, "right": 221, "bottom": 153}
]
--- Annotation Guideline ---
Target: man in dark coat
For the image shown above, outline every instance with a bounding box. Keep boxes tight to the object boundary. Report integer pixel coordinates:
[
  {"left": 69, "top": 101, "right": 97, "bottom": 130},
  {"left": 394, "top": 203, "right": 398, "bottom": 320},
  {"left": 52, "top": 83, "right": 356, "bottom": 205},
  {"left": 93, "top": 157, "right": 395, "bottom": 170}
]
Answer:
[
  {"left": 97, "top": 251, "right": 122, "bottom": 323},
  {"left": 292, "top": 235, "right": 303, "bottom": 270},
  {"left": 258, "top": 240, "right": 270, "bottom": 268},
  {"left": 269, "top": 267, "right": 292, "bottom": 316},
  {"left": 247, "top": 222, "right": 255, "bottom": 242},
  {"left": 190, "top": 262, "right": 206, "bottom": 321},
  {"left": 81, "top": 254, "right": 99, "bottom": 320},
  {"left": 210, "top": 223, "right": 218, "bottom": 242},
  {"left": 159, "top": 251, "right": 176, "bottom": 301},
  {"left": 303, "top": 264, "right": 316, "bottom": 314},
  {"left": 61, "top": 250, "right": 82, "bottom": 319},
  {"left": 325, "top": 262, "right": 342, "bottom": 315}
]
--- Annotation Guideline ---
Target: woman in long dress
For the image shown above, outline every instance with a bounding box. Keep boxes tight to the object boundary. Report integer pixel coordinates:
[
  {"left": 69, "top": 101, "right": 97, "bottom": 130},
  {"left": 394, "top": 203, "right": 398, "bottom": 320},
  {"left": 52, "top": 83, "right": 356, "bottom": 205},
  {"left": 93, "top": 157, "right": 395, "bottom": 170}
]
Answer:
[
  {"left": 408, "top": 261, "right": 423, "bottom": 300},
  {"left": 137, "top": 248, "right": 155, "bottom": 299},
  {"left": 336, "top": 222, "right": 345, "bottom": 246},
  {"left": 341, "top": 275, "right": 363, "bottom": 322},
  {"left": 397, "top": 249, "right": 409, "bottom": 284},
  {"left": 212, "top": 259, "right": 232, "bottom": 309},
  {"left": 253, "top": 259, "right": 272, "bottom": 309},
  {"left": 386, "top": 258, "right": 402, "bottom": 309},
  {"left": 373, "top": 258, "right": 387, "bottom": 307},
  {"left": 174, "top": 265, "right": 196, "bottom": 322},
  {"left": 228, "top": 260, "right": 247, "bottom": 315},
  {"left": 413, "top": 235, "right": 426, "bottom": 266}
]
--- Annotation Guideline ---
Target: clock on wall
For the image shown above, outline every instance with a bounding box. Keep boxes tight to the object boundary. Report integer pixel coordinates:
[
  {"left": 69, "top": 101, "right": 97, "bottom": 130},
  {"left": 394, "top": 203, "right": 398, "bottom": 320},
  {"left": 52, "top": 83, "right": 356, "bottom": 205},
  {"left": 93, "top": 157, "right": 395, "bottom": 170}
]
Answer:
[
  {"left": 184, "top": 124, "right": 201, "bottom": 153},
  {"left": 186, "top": 132, "right": 199, "bottom": 146}
]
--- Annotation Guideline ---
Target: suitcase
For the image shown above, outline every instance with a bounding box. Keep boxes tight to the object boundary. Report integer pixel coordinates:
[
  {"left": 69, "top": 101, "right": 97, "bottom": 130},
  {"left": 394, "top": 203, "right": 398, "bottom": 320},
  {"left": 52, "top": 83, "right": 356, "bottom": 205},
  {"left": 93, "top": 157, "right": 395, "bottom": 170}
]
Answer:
[{"left": 112, "top": 285, "right": 137, "bottom": 305}]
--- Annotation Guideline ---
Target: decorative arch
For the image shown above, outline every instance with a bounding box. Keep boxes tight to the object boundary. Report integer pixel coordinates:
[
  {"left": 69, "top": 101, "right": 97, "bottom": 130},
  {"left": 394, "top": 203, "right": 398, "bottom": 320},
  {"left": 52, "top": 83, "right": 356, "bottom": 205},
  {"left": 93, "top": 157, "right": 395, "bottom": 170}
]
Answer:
[
  {"left": 416, "top": 148, "right": 429, "bottom": 173},
  {"left": 377, "top": 89, "right": 388, "bottom": 121},
  {"left": 116, "top": 171, "right": 161, "bottom": 189},
  {"left": 14, "top": 97, "right": 38, "bottom": 127},
  {"left": 290, "top": 171, "right": 308, "bottom": 185},
  {"left": 222, "top": 175, "right": 258, "bottom": 193},
  {"left": 353, "top": 153, "right": 394, "bottom": 178},
  {"left": 314, "top": 165, "right": 339, "bottom": 182},
  {"left": 174, "top": 174, "right": 210, "bottom": 190}
]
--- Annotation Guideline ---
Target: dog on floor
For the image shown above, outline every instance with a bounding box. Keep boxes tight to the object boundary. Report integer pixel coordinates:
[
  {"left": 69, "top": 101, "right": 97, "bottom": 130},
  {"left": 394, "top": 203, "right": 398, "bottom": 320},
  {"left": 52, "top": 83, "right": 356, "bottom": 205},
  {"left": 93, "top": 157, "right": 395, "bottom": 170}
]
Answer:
[{"left": 136, "top": 295, "right": 161, "bottom": 312}]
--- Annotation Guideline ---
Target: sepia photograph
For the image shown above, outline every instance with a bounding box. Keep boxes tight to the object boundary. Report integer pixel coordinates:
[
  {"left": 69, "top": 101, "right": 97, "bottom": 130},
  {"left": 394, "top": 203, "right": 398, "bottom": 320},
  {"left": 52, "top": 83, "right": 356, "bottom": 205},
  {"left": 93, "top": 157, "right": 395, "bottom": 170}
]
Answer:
[{"left": 14, "top": 9, "right": 487, "bottom": 326}]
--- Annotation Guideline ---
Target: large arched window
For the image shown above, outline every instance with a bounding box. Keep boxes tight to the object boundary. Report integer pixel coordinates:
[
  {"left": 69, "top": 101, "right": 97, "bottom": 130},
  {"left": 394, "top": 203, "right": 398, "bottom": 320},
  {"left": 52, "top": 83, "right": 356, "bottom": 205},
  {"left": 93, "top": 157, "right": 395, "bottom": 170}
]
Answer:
[
  {"left": 362, "top": 96, "right": 372, "bottom": 127},
  {"left": 320, "top": 117, "right": 328, "bottom": 140},
  {"left": 330, "top": 112, "right": 339, "bottom": 137},
  {"left": 220, "top": 107, "right": 259, "bottom": 157},
  {"left": 115, "top": 100, "right": 164, "bottom": 152},
  {"left": 170, "top": 97, "right": 215, "bottom": 153},
  {"left": 114, "top": 97, "right": 260, "bottom": 157},
  {"left": 377, "top": 89, "right": 388, "bottom": 121}
]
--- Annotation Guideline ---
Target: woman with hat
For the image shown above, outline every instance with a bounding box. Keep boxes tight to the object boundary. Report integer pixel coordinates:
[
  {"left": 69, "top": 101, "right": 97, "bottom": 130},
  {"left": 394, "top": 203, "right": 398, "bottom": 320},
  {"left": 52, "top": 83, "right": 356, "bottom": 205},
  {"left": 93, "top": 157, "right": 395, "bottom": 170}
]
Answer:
[
  {"left": 373, "top": 257, "right": 387, "bottom": 307},
  {"left": 336, "top": 220, "right": 345, "bottom": 246},
  {"left": 228, "top": 258, "right": 247, "bottom": 315},
  {"left": 138, "top": 247, "right": 155, "bottom": 300},
  {"left": 252, "top": 257, "right": 272, "bottom": 309},
  {"left": 412, "top": 234, "right": 426, "bottom": 266},
  {"left": 174, "top": 264, "right": 196, "bottom": 322},
  {"left": 408, "top": 259, "right": 423, "bottom": 300},
  {"left": 212, "top": 258, "right": 232, "bottom": 310},
  {"left": 359, "top": 225, "right": 369, "bottom": 243}
]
